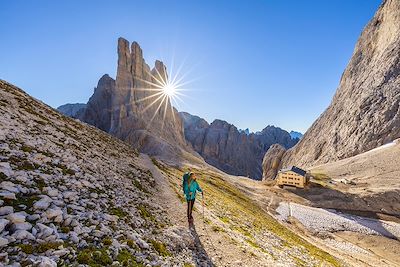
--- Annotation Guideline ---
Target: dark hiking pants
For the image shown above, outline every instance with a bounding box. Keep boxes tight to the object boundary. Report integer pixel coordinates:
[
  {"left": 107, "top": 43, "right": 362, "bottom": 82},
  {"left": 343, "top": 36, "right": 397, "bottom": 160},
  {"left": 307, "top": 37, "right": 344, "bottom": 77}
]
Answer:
[{"left": 187, "top": 199, "right": 195, "bottom": 219}]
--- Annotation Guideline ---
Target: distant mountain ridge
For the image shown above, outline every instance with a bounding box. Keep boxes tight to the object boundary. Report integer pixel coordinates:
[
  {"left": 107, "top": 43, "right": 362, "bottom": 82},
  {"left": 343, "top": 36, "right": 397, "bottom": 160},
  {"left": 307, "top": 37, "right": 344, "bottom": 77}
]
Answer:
[
  {"left": 179, "top": 112, "right": 298, "bottom": 179},
  {"left": 57, "top": 103, "right": 86, "bottom": 117},
  {"left": 289, "top": 131, "right": 303, "bottom": 140}
]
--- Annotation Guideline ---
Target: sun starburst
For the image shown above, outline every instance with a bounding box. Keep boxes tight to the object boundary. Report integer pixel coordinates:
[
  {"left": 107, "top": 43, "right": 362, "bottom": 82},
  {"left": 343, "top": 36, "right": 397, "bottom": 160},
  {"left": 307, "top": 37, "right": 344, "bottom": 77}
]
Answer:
[{"left": 133, "top": 60, "right": 192, "bottom": 129}]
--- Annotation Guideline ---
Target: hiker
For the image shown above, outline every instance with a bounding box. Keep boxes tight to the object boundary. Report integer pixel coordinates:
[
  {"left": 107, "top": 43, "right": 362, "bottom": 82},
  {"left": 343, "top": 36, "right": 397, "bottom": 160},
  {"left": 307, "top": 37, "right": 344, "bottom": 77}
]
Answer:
[{"left": 182, "top": 172, "right": 203, "bottom": 224}]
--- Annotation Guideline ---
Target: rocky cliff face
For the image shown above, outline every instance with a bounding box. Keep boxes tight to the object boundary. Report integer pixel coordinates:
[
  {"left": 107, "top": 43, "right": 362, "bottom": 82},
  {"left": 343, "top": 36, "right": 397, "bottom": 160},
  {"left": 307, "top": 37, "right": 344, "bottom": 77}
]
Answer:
[
  {"left": 180, "top": 112, "right": 297, "bottom": 179},
  {"left": 263, "top": 0, "right": 400, "bottom": 178},
  {"left": 75, "top": 38, "right": 189, "bottom": 158}
]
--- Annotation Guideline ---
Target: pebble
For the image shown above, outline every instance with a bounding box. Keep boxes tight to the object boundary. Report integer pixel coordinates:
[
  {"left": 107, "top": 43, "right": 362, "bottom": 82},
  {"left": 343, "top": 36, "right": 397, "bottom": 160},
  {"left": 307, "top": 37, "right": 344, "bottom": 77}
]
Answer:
[
  {"left": 46, "top": 208, "right": 63, "bottom": 219},
  {"left": 15, "top": 175, "right": 28, "bottom": 183},
  {"left": 0, "top": 237, "right": 9, "bottom": 247},
  {"left": 0, "top": 219, "right": 9, "bottom": 233},
  {"left": 36, "top": 223, "right": 54, "bottom": 238},
  {"left": 7, "top": 212, "right": 26, "bottom": 223},
  {"left": 27, "top": 214, "right": 40, "bottom": 222},
  {"left": 0, "top": 191, "right": 16, "bottom": 200},
  {"left": 0, "top": 206, "right": 13, "bottom": 216},
  {"left": 33, "top": 198, "right": 51, "bottom": 210},
  {"left": 13, "top": 222, "right": 32, "bottom": 231},
  {"left": 37, "top": 256, "right": 57, "bottom": 267},
  {"left": 0, "top": 181, "right": 19, "bottom": 193},
  {"left": 12, "top": 230, "right": 35, "bottom": 240}
]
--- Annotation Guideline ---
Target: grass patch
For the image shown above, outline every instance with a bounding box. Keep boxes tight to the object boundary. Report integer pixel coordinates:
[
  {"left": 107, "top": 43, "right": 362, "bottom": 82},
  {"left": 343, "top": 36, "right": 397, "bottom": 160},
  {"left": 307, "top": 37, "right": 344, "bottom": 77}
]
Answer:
[
  {"left": 15, "top": 160, "right": 39, "bottom": 171},
  {"left": 55, "top": 163, "right": 76, "bottom": 175},
  {"left": 21, "top": 145, "right": 34, "bottom": 153},
  {"left": 0, "top": 172, "right": 7, "bottom": 181},
  {"left": 126, "top": 239, "right": 136, "bottom": 249},
  {"left": 77, "top": 247, "right": 112, "bottom": 266},
  {"left": 109, "top": 207, "right": 128, "bottom": 218},
  {"left": 18, "top": 244, "right": 34, "bottom": 254},
  {"left": 132, "top": 180, "right": 149, "bottom": 194},
  {"left": 102, "top": 238, "right": 112, "bottom": 246},
  {"left": 19, "top": 241, "right": 62, "bottom": 254},
  {"left": 219, "top": 215, "right": 230, "bottom": 224},
  {"left": 246, "top": 238, "right": 261, "bottom": 249},
  {"left": 34, "top": 178, "right": 46, "bottom": 191},
  {"left": 211, "top": 225, "right": 225, "bottom": 233},
  {"left": 149, "top": 239, "right": 171, "bottom": 257},
  {"left": 117, "top": 248, "right": 144, "bottom": 266},
  {"left": 137, "top": 204, "right": 155, "bottom": 222},
  {"left": 5, "top": 194, "right": 40, "bottom": 213},
  {"left": 60, "top": 226, "right": 71, "bottom": 234}
]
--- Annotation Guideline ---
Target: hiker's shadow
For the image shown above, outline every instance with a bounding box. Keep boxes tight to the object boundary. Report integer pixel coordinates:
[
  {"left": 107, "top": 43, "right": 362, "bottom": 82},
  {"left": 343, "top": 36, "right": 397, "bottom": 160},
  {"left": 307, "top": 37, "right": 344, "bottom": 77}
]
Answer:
[{"left": 189, "top": 223, "right": 215, "bottom": 267}]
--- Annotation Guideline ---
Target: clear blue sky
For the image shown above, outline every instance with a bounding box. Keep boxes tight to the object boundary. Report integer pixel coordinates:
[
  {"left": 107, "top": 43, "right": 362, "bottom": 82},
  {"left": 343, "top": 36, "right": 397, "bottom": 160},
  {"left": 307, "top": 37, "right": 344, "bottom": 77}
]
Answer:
[{"left": 0, "top": 0, "right": 382, "bottom": 133}]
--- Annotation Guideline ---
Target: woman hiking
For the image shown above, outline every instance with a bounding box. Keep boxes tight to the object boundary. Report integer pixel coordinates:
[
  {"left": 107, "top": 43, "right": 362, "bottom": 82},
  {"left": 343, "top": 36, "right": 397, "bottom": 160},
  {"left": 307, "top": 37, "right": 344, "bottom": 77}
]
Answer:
[{"left": 182, "top": 172, "right": 203, "bottom": 225}]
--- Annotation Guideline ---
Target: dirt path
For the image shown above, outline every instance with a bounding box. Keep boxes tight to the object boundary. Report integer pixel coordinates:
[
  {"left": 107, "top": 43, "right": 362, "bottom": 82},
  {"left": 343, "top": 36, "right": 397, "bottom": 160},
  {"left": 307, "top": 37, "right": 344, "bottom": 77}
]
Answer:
[{"left": 139, "top": 155, "right": 258, "bottom": 267}]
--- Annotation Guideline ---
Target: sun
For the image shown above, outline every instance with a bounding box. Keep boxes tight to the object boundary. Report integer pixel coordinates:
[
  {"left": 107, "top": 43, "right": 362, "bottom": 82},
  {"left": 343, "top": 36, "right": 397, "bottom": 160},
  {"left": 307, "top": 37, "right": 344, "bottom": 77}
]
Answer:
[
  {"left": 133, "top": 59, "right": 195, "bottom": 130},
  {"left": 162, "top": 83, "right": 176, "bottom": 97}
]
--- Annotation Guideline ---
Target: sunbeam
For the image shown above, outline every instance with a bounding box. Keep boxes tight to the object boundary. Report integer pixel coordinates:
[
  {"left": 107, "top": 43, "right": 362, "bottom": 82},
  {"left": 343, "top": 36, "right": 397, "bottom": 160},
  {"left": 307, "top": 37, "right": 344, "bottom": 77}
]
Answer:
[{"left": 133, "top": 60, "right": 193, "bottom": 129}]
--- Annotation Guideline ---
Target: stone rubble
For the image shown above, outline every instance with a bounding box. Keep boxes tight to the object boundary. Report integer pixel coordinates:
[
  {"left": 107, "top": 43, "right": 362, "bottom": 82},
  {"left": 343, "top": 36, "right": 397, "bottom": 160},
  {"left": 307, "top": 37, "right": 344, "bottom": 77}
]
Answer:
[{"left": 0, "top": 80, "right": 199, "bottom": 266}]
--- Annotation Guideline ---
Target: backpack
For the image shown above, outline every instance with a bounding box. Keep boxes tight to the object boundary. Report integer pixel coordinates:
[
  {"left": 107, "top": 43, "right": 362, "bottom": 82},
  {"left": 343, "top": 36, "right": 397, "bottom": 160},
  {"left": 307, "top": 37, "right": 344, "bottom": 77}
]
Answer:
[{"left": 182, "top": 172, "right": 191, "bottom": 196}]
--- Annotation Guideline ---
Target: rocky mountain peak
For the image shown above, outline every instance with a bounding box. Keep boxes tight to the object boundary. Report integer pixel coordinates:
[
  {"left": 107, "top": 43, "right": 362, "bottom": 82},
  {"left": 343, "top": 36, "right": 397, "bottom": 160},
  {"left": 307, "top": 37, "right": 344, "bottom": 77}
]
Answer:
[
  {"left": 152, "top": 60, "right": 168, "bottom": 84},
  {"left": 72, "top": 38, "right": 190, "bottom": 159}
]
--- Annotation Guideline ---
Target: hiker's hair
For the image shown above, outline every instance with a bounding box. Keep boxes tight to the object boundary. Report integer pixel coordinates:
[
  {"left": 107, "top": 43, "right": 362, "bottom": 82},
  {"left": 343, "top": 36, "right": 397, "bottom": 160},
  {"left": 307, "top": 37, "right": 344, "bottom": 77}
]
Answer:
[{"left": 187, "top": 172, "right": 195, "bottom": 186}]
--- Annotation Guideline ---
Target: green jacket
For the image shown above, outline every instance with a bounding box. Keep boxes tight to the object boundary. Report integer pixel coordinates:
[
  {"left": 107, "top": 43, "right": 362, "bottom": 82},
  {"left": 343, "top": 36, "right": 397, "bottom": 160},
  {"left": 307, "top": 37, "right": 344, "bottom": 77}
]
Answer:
[{"left": 186, "top": 180, "right": 202, "bottom": 201}]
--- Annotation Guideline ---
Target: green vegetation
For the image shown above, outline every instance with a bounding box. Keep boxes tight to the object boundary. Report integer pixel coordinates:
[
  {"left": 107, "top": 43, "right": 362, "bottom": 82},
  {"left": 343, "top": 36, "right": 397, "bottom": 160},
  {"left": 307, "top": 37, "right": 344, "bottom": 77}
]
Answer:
[
  {"left": 55, "top": 163, "right": 76, "bottom": 175},
  {"left": 151, "top": 158, "right": 168, "bottom": 173},
  {"left": 126, "top": 239, "right": 136, "bottom": 248},
  {"left": 219, "top": 215, "right": 230, "bottom": 224},
  {"left": 6, "top": 194, "right": 40, "bottom": 213},
  {"left": 0, "top": 172, "right": 7, "bottom": 181},
  {"left": 246, "top": 239, "right": 260, "bottom": 249},
  {"left": 116, "top": 248, "right": 144, "bottom": 266},
  {"left": 137, "top": 204, "right": 155, "bottom": 222},
  {"left": 183, "top": 263, "right": 194, "bottom": 267},
  {"left": 18, "top": 244, "right": 34, "bottom": 254},
  {"left": 77, "top": 247, "right": 113, "bottom": 266},
  {"left": 34, "top": 178, "right": 46, "bottom": 191},
  {"left": 21, "top": 145, "right": 34, "bottom": 153},
  {"left": 109, "top": 207, "right": 128, "bottom": 218},
  {"left": 211, "top": 225, "right": 225, "bottom": 233},
  {"left": 18, "top": 241, "right": 62, "bottom": 254},
  {"left": 132, "top": 179, "right": 149, "bottom": 194},
  {"left": 102, "top": 238, "right": 112, "bottom": 246},
  {"left": 149, "top": 239, "right": 171, "bottom": 257},
  {"left": 60, "top": 226, "right": 71, "bottom": 234}
]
